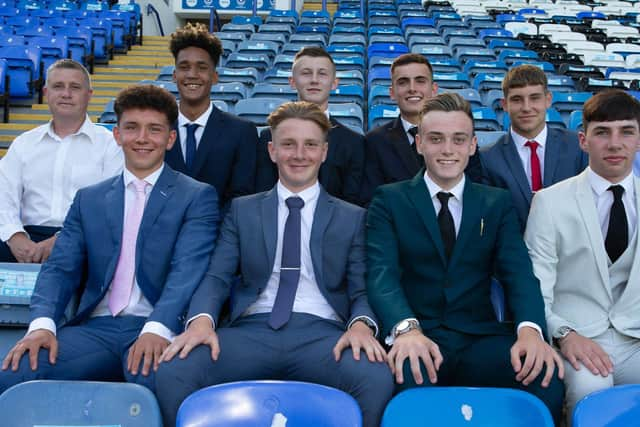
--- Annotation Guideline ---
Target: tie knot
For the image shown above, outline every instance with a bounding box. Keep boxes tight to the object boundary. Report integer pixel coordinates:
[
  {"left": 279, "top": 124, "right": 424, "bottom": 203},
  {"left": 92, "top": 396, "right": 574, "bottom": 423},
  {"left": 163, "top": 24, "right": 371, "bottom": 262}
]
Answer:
[
  {"left": 609, "top": 185, "right": 625, "bottom": 201},
  {"left": 525, "top": 140, "right": 539, "bottom": 151},
  {"left": 186, "top": 123, "right": 199, "bottom": 134},
  {"left": 132, "top": 179, "right": 147, "bottom": 194},
  {"left": 408, "top": 126, "right": 418, "bottom": 138},
  {"left": 437, "top": 191, "right": 453, "bottom": 206},
  {"left": 286, "top": 196, "right": 304, "bottom": 210}
]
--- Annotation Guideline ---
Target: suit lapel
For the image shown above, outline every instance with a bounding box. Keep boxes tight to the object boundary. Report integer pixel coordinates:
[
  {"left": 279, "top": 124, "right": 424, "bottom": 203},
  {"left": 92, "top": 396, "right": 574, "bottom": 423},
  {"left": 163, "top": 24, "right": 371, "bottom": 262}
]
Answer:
[
  {"left": 501, "top": 135, "right": 533, "bottom": 205},
  {"left": 166, "top": 123, "right": 187, "bottom": 173},
  {"left": 449, "top": 181, "right": 483, "bottom": 269},
  {"left": 261, "top": 188, "right": 279, "bottom": 273},
  {"left": 616, "top": 177, "right": 640, "bottom": 305},
  {"left": 138, "top": 167, "right": 176, "bottom": 260},
  {"left": 105, "top": 175, "right": 125, "bottom": 285},
  {"left": 543, "top": 129, "right": 560, "bottom": 186},
  {"left": 310, "top": 189, "right": 333, "bottom": 287},
  {"left": 406, "top": 173, "right": 447, "bottom": 266},
  {"left": 389, "top": 116, "right": 421, "bottom": 175},
  {"left": 191, "top": 106, "right": 223, "bottom": 177},
  {"left": 575, "top": 171, "right": 611, "bottom": 295}
]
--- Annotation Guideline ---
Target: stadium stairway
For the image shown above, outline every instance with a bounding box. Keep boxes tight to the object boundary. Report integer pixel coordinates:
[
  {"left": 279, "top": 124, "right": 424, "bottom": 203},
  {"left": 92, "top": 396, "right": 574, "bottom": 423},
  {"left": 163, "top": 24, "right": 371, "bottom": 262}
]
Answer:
[{"left": 0, "top": 35, "right": 173, "bottom": 158}]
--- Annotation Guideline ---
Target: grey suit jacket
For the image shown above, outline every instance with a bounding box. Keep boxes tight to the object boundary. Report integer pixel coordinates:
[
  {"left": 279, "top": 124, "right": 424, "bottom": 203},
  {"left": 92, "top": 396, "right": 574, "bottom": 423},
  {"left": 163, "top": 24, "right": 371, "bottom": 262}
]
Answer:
[
  {"left": 525, "top": 170, "right": 640, "bottom": 340},
  {"left": 187, "top": 185, "right": 377, "bottom": 328},
  {"left": 480, "top": 127, "right": 588, "bottom": 231}
]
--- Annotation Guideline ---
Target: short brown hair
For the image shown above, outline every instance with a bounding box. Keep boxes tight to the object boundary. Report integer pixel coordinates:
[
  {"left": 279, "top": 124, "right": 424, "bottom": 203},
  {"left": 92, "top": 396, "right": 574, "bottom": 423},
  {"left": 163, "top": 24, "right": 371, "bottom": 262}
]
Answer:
[
  {"left": 420, "top": 92, "right": 473, "bottom": 124},
  {"left": 46, "top": 58, "right": 91, "bottom": 88},
  {"left": 268, "top": 101, "right": 331, "bottom": 138},
  {"left": 502, "top": 64, "right": 548, "bottom": 97},
  {"left": 293, "top": 46, "right": 335, "bottom": 72},
  {"left": 114, "top": 84, "right": 178, "bottom": 125},
  {"left": 170, "top": 23, "right": 223, "bottom": 67},
  {"left": 390, "top": 53, "right": 434, "bottom": 77},
  {"left": 583, "top": 89, "right": 640, "bottom": 131}
]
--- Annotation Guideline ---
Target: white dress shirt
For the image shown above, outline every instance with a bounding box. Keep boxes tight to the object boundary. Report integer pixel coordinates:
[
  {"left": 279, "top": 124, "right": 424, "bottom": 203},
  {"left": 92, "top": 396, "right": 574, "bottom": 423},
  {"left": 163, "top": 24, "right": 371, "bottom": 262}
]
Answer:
[
  {"left": 401, "top": 116, "right": 418, "bottom": 145},
  {"left": 0, "top": 117, "right": 123, "bottom": 242},
  {"left": 587, "top": 168, "right": 637, "bottom": 242},
  {"left": 510, "top": 126, "right": 548, "bottom": 189},
  {"left": 177, "top": 103, "right": 213, "bottom": 161},
  {"left": 28, "top": 165, "right": 174, "bottom": 342}
]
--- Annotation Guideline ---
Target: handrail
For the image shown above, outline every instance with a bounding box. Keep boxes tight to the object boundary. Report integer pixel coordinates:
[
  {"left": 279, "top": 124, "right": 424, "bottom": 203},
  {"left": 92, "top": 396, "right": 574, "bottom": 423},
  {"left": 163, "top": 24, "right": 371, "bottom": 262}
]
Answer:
[{"left": 146, "top": 3, "right": 165, "bottom": 37}]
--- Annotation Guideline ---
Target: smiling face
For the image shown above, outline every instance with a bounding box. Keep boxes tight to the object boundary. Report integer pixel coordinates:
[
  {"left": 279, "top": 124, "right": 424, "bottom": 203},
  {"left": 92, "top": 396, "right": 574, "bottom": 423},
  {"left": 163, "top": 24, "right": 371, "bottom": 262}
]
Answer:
[
  {"left": 45, "top": 67, "right": 92, "bottom": 123},
  {"left": 268, "top": 117, "right": 328, "bottom": 193},
  {"left": 289, "top": 55, "right": 338, "bottom": 111},
  {"left": 114, "top": 108, "right": 177, "bottom": 179},
  {"left": 417, "top": 110, "right": 477, "bottom": 190},
  {"left": 390, "top": 62, "right": 438, "bottom": 124},
  {"left": 580, "top": 119, "right": 640, "bottom": 183},
  {"left": 173, "top": 46, "right": 217, "bottom": 112},
  {"left": 501, "top": 84, "right": 552, "bottom": 139}
]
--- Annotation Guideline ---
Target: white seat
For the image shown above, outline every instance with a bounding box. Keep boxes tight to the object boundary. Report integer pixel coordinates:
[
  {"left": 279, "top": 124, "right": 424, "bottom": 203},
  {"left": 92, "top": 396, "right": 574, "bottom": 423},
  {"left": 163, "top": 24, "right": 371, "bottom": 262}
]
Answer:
[
  {"left": 608, "top": 70, "right": 640, "bottom": 82},
  {"left": 626, "top": 54, "right": 640, "bottom": 68},
  {"left": 606, "top": 43, "right": 640, "bottom": 56},
  {"left": 582, "top": 52, "right": 626, "bottom": 69},
  {"left": 550, "top": 31, "right": 587, "bottom": 44},
  {"left": 591, "top": 19, "right": 622, "bottom": 29},
  {"left": 606, "top": 26, "right": 639, "bottom": 38},
  {"left": 566, "top": 40, "right": 605, "bottom": 56},
  {"left": 505, "top": 22, "right": 538, "bottom": 36},
  {"left": 539, "top": 23, "right": 571, "bottom": 36},
  {"left": 560, "top": 4, "right": 592, "bottom": 14}
]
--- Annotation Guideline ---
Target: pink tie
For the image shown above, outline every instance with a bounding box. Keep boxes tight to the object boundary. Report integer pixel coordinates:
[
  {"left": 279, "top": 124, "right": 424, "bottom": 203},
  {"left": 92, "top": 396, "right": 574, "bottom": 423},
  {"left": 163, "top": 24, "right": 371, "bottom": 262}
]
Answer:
[{"left": 109, "top": 179, "right": 147, "bottom": 315}]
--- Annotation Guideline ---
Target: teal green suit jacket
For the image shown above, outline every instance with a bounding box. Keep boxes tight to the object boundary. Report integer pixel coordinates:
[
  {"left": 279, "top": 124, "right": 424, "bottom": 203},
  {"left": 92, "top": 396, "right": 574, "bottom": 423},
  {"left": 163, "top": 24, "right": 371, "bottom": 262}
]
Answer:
[{"left": 366, "top": 172, "right": 546, "bottom": 338}]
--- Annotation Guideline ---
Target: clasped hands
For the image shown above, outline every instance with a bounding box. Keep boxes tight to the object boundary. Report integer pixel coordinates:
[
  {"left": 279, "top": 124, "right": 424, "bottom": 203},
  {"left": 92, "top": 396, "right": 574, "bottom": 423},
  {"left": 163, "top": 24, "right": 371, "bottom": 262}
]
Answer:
[{"left": 8, "top": 233, "right": 57, "bottom": 263}]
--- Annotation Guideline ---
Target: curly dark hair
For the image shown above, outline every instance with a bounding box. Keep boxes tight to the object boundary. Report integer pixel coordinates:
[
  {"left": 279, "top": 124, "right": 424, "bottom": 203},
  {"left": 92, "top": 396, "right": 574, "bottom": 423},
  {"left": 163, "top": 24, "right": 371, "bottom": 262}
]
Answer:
[{"left": 169, "top": 22, "right": 223, "bottom": 67}]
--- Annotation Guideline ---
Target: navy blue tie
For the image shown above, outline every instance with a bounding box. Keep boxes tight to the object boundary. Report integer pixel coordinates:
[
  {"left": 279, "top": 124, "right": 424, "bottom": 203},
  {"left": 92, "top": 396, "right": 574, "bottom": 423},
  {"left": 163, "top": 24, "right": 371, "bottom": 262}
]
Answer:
[
  {"left": 269, "top": 196, "right": 305, "bottom": 330},
  {"left": 606, "top": 185, "right": 628, "bottom": 263},
  {"left": 185, "top": 123, "right": 198, "bottom": 174}
]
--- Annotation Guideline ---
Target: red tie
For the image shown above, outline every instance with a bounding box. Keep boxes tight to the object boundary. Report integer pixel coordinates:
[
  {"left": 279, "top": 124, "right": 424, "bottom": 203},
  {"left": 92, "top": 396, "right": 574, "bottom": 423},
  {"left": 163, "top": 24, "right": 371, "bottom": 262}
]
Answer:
[{"left": 525, "top": 140, "right": 542, "bottom": 192}]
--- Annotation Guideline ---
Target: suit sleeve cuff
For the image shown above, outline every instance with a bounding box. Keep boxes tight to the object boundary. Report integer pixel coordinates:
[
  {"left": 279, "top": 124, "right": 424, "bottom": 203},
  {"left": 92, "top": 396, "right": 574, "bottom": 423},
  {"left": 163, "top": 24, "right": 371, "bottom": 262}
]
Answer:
[
  {"left": 348, "top": 315, "right": 379, "bottom": 338},
  {"left": 517, "top": 321, "right": 544, "bottom": 341},
  {"left": 140, "top": 321, "right": 175, "bottom": 343},
  {"left": 186, "top": 313, "right": 215, "bottom": 331},
  {"left": 27, "top": 317, "right": 56, "bottom": 336}
]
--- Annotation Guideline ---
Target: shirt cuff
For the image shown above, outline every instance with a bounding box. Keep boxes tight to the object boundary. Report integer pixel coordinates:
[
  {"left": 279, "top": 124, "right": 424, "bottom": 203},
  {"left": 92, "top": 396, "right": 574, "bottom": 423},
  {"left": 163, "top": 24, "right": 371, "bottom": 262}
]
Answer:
[
  {"left": 27, "top": 317, "right": 56, "bottom": 336},
  {"left": 1, "top": 226, "right": 27, "bottom": 244},
  {"left": 186, "top": 313, "right": 215, "bottom": 331},
  {"left": 348, "top": 315, "right": 379, "bottom": 338},
  {"left": 140, "top": 321, "right": 176, "bottom": 343},
  {"left": 517, "top": 321, "right": 544, "bottom": 341},
  {"left": 385, "top": 317, "right": 419, "bottom": 346}
]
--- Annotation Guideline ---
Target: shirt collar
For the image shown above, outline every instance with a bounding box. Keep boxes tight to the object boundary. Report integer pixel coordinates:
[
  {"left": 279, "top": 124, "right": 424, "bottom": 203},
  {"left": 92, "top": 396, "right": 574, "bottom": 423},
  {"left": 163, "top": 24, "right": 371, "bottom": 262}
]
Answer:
[
  {"left": 178, "top": 103, "right": 213, "bottom": 128},
  {"left": 122, "top": 164, "right": 164, "bottom": 189},
  {"left": 587, "top": 166, "right": 635, "bottom": 198},
  {"left": 276, "top": 180, "right": 320, "bottom": 206},
  {"left": 423, "top": 172, "right": 465, "bottom": 202},
  {"left": 41, "top": 115, "right": 95, "bottom": 142},
  {"left": 510, "top": 125, "right": 548, "bottom": 149}
]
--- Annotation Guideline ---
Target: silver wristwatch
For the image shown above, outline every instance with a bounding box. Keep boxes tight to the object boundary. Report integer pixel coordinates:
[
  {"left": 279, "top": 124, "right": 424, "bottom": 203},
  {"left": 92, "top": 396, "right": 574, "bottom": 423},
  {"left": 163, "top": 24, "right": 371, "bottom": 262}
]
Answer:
[
  {"left": 553, "top": 325, "right": 574, "bottom": 340},
  {"left": 393, "top": 319, "right": 421, "bottom": 338}
]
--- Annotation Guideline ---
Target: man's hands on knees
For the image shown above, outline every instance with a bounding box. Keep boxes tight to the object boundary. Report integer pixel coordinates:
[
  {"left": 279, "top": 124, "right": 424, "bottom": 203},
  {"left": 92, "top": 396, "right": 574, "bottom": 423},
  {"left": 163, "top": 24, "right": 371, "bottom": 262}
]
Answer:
[
  {"left": 2, "top": 329, "right": 57, "bottom": 371},
  {"left": 159, "top": 316, "right": 220, "bottom": 363},
  {"left": 333, "top": 320, "right": 386, "bottom": 363},
  {"left": 511, "top": 326, "right": 564, "bottom": 387},
  {"left": 127, "top": 332, "right": 170, "bottom": 377},
  {"left": 558, "top": 331, "right": 613, "bottom": 377},
  {"left": 388, "top": 330, "right": 443, "bottom": 386},
  {"left": 7, "top": 233, "right": 57, "bottom": 263}
]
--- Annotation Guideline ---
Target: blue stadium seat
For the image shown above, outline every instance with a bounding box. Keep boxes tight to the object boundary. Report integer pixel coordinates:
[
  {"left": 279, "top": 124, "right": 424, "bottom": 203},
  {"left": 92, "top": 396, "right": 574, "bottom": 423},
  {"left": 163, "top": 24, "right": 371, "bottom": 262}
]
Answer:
[
  {"left": 573, "top": 384, "right": 640, "bottom": 427},
  {"left": 26, "top": 36, "right": 68, "bottom": 76},
  {"left": 231, "top": 15, "right": 262, "bottom": 27},
  {"left": 336, "top": 69, "right": 364, "bottom": 86},
  {"left": 477, "top": 131, "right": 506, "bottom": 150},
  {"left": 369, "top": 55, "right": 394, "bottom": 72},
  {"left": 263, "top": 68, "right": 291, "bottom": 85},
  {"left": 449, "top": 88, "right": 483, "bottom": 107},
  {"left": 78, "top": 17, "right": 112, "bottom": 62},
  {"left": 411, "top": 44, "right": 453, "bottom": 59},
  {"left": 455, "top": 47, "right": 497, "bottom": 64},
  {"left": 551, "top": 92, "right": 592, "bottom": 124},
  {"left": 429, "top": 58, "right": 462, "bottom": 73},
  {"left": 289, "top": 33, "right": 326, "bottom": 46},
  {"left": 225, "top": 52, "right": 271, "bottom": 72},
  {"left": 333, "top": 55, "right": 365, "bottom": 73},
  {"left": 382, "top": 387, "right": 553, "bottom": 426},
  {"left": 0, "top": 58, "right": 8, "bottom": 122},
  {"left": 257, "top": 23, "right": 293, "bottom": 36},
  {"left": 0, "top": 380, "right": 162, "bottom": 427},
  {"left": 473, "top": 107, "right": 501, "bottom": 131},
  {"left": 546, "top": 75, "right": 576, "bottom": 93},
  {"left": 53, "top": 26, "right": 94, "bottom": 71},
  {"left": 210, "top": 82, "right": 247, "bottom": 104},
  {"left": 99, "top": 98, "right": 116, "bottom": 123},
  {"left": 220, "top": 23, "right": 255, "bottom": 38},
  {"left": 1, "top": 45, "right": 40, "bottom": 100},
  {"left": 473, "top": 73, "right": 506, "bottom": 93},
  {"left": 237, "top": 40, "right": 279, "bottom": 60},
  {"left": 367, "top": 43, "right": 409, "bottom": 58},
  {"left": 251, "top": 82, "right": 296, "bottom": 101},
  {"left": 496, "top": 14, "right": 527, "bottom": 25},
  {"left": 328, "top": 102, "right": 364, "bottom": 132},
  {"left": 368, "top": 84, "right": 392, "bottom": 107},
  {"left": 235, "top": 97, "right": 287, "bottom": 125},
  {"left": 331, "top": 84, "right": 364, "bottom": 105},
  {"left": 216, "top": 67, "right": 260, "bottom": 86},
  {"left": 272, "top": 53, "right": 294, "bottom": 71},
  {"left": 332, "top": 25, "right": 365, "bottom": 36},
  {"left": 328, "top": 34, "right": 366, "bottom": 49},
  {"left": 568, "top": 110, "right": 583, "bottom": 131},
  {"left": 368, "top": 67, "right": 391, "bottom": 88},
  {"left": 177, "top": 380, "right": 361, "bottom": 427},
  {"left": 449, "top": 37, "right": 486, "bottom": 50},
  {"left": 497, "top": 49, "right": 539, "bottom": 65},
  {"left": 327, "top": 45, "right": 365, "bottom": 59},
  {"left": 463, "top": 60, "right": 508, "bottom": 77},
  {"left": 433, "top": 72, "right": 470, "bottom": 89},
  {"left": 368, "top": 104, "right": 399, "bottom": 129}
]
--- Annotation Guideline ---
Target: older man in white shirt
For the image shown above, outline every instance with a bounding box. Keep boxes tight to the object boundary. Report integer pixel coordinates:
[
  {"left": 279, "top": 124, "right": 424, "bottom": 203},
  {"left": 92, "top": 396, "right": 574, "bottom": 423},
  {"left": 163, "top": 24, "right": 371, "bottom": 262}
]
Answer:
[{"left": 0, "top": 59, "right": 122, "bottom": 263}]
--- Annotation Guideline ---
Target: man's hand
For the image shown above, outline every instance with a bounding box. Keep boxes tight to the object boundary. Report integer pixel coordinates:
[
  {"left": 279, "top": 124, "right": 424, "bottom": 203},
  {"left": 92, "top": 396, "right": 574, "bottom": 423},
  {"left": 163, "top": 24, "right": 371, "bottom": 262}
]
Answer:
[
  {"left": 511, "top": 326, "right": 564, "bottom": 387},
  {"left": 7, "top": 232, "right": 38, "bottom": 263},
  {"left": 333, "top": 321, "right": 386, "bottom": 363},
  {"left": 558, "top": 331, "right": 613, "bottom": 377},
  {"left": 159, "top": 316, "right": 220, "bottom": 363},
  {"left": 33, "top": 235, "right": 57, "bottom": 263},
  {"left": 127, "top": 332, "right": 170, "bottom": 376},
  {"left": 2, "top": 329, "right": 57, "bottom": 371},
  {"left": 387, "top": 330, "right": 443, "bottom": 385}
]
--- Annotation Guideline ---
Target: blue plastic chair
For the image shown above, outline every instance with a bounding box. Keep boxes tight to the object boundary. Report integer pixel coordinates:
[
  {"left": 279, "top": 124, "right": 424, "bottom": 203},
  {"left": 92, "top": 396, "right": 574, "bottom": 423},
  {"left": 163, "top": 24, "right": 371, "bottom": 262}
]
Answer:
[
  {"left": 573, "top": 384, "right": 640, "bottom": 427},
  {"left": 235, "top": 97, "right": 287, "bottom": 125},
  {"left": 382, "top": 387, "right": 554, "bottom": 426},
  {"left": 569, "top": 110, "right": 583, "bottom": 131},
  {"left": 0, "top": 58, "right": 8, "bottom": 122},
  {"left": 177, "top": 380, "right": 362, "bottom": 427},
  {"left": 0, "top": 380, "right": 162, "bottom": 427},
  {"left": 368, "top": 104, "right": 400, "bottom": 129}
]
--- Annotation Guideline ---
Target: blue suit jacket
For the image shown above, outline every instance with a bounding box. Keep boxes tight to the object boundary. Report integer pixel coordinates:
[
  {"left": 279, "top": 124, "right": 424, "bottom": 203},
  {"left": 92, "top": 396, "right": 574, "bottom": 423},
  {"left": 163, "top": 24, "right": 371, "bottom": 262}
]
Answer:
[
  {"left": 30, "top": 165, "right": 220, "bottom": 334},
  {"left": 187, "top": 185, "right": 377, "bottom": 328},
  {"left": 255, "top": 118, "right": 366, "bottom": 206},
  {"left": 479, "top": 128, "right": 588, "bottom": 231},
  {"left": 165, "top": 105, "right": 258, "bottom": 209}
]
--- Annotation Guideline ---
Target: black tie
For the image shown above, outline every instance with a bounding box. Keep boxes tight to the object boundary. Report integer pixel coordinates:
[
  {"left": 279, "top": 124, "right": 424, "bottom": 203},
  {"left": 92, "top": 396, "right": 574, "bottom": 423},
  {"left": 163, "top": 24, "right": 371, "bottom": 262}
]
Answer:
[
  {"left": 605, "top": 185, "right": 628, "bottom": 263},
  {"left": 269, "top": 196, "right": 305, "bottom": 329},
  {"left": 437, "top": 192, "right": 456, "bottom": 259},
  {"left": 185, "top": 123, "right": 198, "bottom": 174},
  {"left": 408, "top": 126, "right": 423, "bottom": 166}
]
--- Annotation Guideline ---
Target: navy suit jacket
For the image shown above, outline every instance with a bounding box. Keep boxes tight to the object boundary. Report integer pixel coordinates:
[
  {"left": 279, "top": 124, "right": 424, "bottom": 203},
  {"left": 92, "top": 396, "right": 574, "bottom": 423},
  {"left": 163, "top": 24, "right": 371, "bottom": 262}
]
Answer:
[
  {"left": 188, "top": 185, "right": 377, "bottom": 328},
  {"left": 255, "top": 118, "right": 366, "bottom": 206},
  {"left": 479, "top": 127, "right": 588, "bottom": 231},
  {"left": 366, "top": 173, "right": 546, "bottom": 338},
  {"left": 165, "top": 105, "right": 258, "bottom": 209},
  {"left": 362, "top": 116, "right": 484, "bottom": 205},
  {"left": 30, "top": 166, "right": 220, "bottom": 334}
]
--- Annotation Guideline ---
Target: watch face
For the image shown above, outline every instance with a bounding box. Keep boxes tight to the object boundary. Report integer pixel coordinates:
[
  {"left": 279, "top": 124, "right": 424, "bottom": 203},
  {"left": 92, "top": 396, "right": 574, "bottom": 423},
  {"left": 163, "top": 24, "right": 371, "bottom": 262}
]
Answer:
[{"left": 397, "top": 320, "right": 410, "bottom": 331}]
